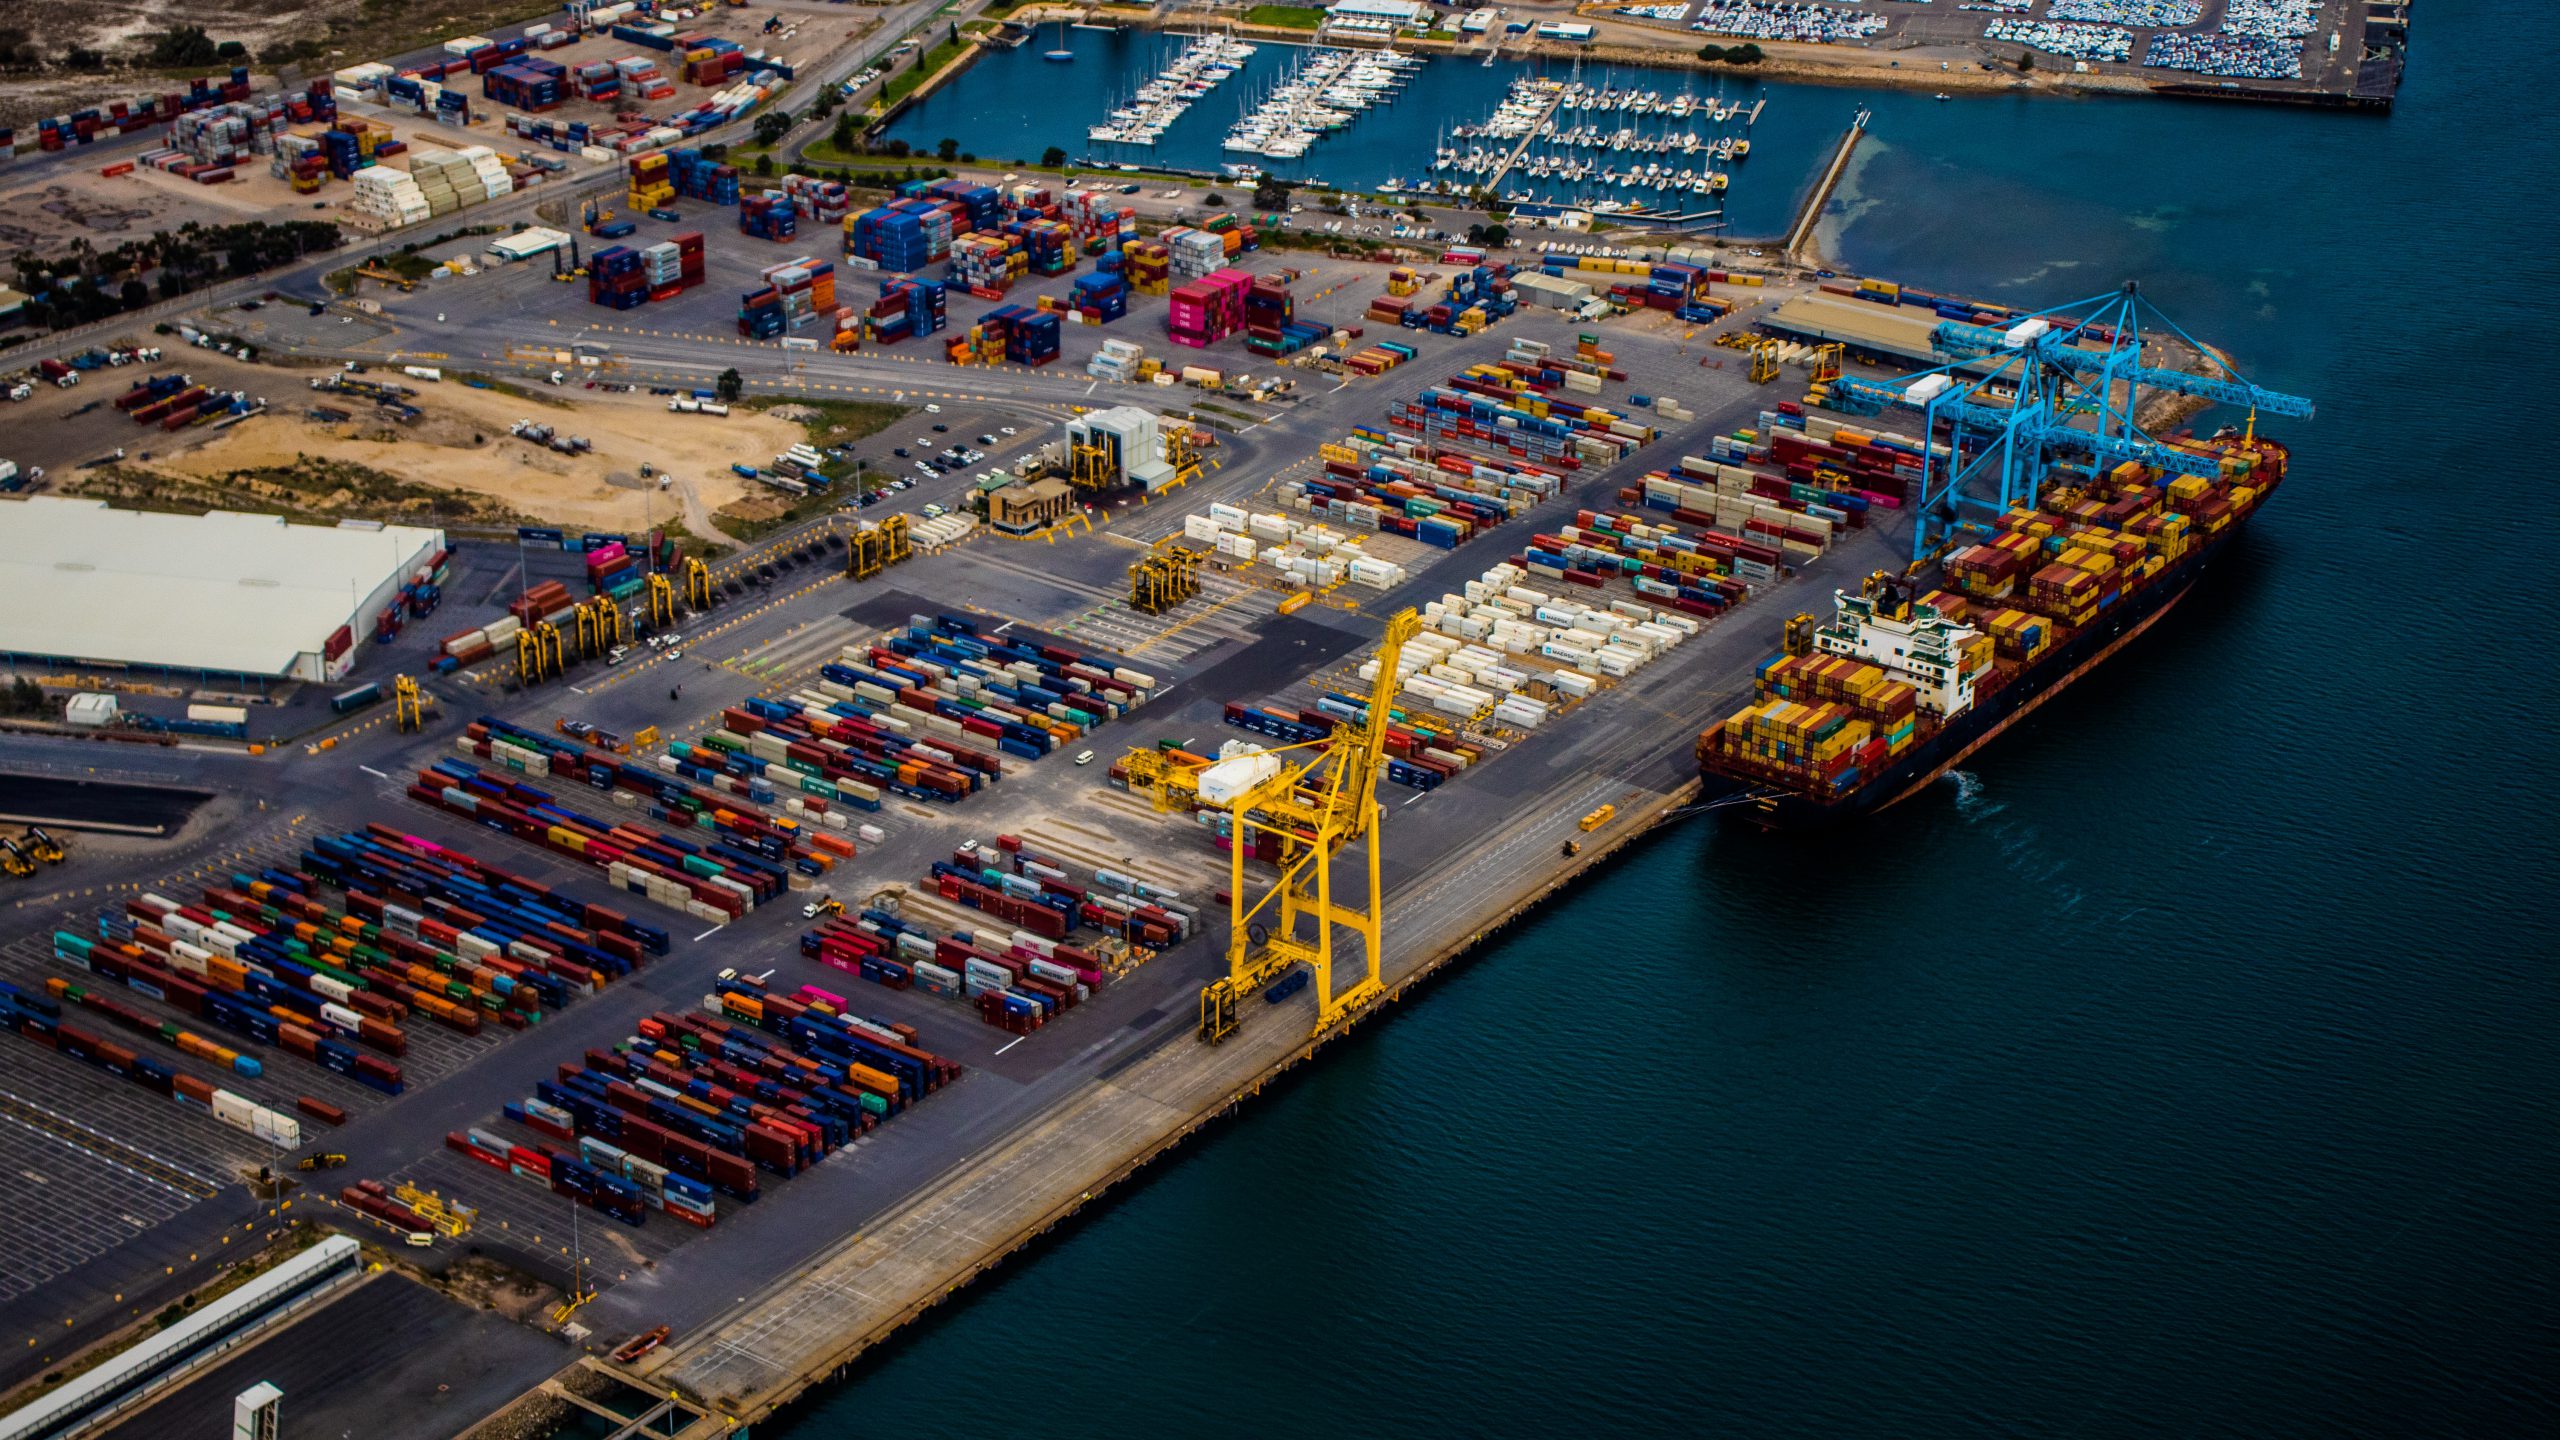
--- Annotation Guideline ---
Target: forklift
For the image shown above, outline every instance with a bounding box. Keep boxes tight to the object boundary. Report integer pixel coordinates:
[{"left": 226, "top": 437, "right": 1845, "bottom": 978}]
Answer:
[{"left": 296, "top": 1153, "right": 349, "bottom": 1172}]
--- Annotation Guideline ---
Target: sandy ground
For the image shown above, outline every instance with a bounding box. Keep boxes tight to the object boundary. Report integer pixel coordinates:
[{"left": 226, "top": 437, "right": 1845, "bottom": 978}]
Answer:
[{"left": 158, "top": 376, "right": 806, "bottom": 533}]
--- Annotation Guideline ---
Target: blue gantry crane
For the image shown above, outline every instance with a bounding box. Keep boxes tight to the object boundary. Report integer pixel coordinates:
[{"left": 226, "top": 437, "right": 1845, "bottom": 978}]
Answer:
[{"left": 1826, "top": 283, "right": 2316, "bottom": 563}]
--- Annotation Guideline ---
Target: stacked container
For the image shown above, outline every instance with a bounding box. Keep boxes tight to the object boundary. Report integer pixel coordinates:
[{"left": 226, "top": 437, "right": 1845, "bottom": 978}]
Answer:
[
  {"left": 1167, "top": 268, "right": 1253, "bottom": 349},
  {"left": 589, "top": 246, "right": 648, "bottom": 309},
  {"left": 740, "top": 192, "right": 797, "bottom": 241}
]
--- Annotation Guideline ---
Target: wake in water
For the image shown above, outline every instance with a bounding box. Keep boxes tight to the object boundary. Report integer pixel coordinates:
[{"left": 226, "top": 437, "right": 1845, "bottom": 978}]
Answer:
[{"left": 1946, "top": 768, "right": 2002, "bottom": 820}]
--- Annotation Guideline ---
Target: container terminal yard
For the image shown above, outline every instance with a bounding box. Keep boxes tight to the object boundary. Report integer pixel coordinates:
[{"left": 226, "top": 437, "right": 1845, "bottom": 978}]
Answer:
[{"left": 0, "top": 58, "right": 2313, "bottom": 1440}]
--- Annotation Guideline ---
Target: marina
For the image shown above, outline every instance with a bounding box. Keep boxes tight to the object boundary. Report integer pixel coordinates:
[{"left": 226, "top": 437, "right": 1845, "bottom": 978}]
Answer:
[
  {"left": 1084, "top": 35, "right": 1259, "bottom": 149},
  {"left": 891, "top": 36, "right": 1800, "bottom": 226},
  {"left": 1222, "top": 47, "right": 1425, "bottom": 161}
]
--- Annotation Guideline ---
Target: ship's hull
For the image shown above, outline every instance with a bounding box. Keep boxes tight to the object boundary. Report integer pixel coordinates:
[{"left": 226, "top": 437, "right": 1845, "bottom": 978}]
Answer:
[{"left": 1699, "top": 518, "right": 2251, "bottom": 830}]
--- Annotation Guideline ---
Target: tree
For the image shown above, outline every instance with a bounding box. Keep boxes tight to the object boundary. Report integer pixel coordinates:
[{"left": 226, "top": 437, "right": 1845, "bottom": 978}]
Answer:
[
  {"left": 1252, "top": 176, "right": 1294, "bottom": 211},
  {"left": 2018, "top": 51, "right": 2034, "bottom": 71},
  {"left": 752, "top": 153, "right": 775, "bottom": 177},
  {"left": 832, "top": 111, "right": 860, "bottom": 153},
  {"left": 936, "top": 137, "right": 960, "bottom": 162},
  {"left": 1480, "top": 223, "right": 1509, "bottom": 248},
  {"left": 1730, "top": 43, "right": 1764, "bottom": 65},
  {"left": 1202, "top": 193, "right": 1225, "bottom": 207},
  {"left": 1041, "top": 145, "right": 1067, "bottom": 169},
  {"left": 885, "top": 138, "right": 911, "bottom": 159},
  {"left": 753, "top": 110, "right": 793, "bottom": 147},
  {"left": 215, "top": 40, "right": 246, "bottom": 59},
  {"left": 715, "top": 368, "right": 744, "bottom": 403},
  {"left": 148, "top": 26, "right": 221, "bottom": 67},
  {"left": 1697, "top": 43, "right": 1726, "bottom": 62},
  {"left": 120, "top": 278, "right": 149, "bottom": 309}
]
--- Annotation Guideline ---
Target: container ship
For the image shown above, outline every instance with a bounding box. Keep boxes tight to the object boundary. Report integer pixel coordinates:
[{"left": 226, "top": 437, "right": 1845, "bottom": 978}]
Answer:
[{"left": 1696, "top": 427, "right": 2288, "bottom": 828}]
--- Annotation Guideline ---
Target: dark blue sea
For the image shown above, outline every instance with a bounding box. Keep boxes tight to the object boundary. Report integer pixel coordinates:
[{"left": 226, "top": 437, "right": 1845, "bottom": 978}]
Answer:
[{"left": 803, "top": 10, "right": 2559, "bottom": 1436}]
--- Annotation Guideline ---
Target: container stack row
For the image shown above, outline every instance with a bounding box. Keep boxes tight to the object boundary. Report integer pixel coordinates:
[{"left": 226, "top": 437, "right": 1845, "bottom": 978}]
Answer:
[
  {"left": 408, "top": 762, "right": 793, "bottom": 920},
  {"left": 1526, "top": 505, "right": 1770, "bottom": 614},
  {"left": 1420, "top": 559, "right": 1702, "bottom": 695},
  {"left": 0, "top": 982, "right": 303, "bottom": 1148},
  {"left": 1179, "top": 500, "right": 1410, "bottom": 590},
  {"left": 452, "top": 718, "right": 850, "bottom": 876},
  {"left": 1289, "top": 431, "right": 1564, "bottom": 551},
  {"left": 21, "top": 66, "right": 263, "bottom": 152}
]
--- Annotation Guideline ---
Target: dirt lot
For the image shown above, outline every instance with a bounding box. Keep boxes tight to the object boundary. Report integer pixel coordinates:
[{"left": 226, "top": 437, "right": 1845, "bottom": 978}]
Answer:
[
  {"left": 0, "top": 344, "right": 818, "bottom": 535},
  {"left": 159, "top": 374, "right": 807, "bottom": 531}
]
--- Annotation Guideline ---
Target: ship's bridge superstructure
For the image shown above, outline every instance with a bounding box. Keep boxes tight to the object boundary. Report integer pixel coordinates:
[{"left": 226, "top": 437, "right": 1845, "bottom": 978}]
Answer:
[{"left": 1817, "top": 590, "right": 1979, "bottom": 717}]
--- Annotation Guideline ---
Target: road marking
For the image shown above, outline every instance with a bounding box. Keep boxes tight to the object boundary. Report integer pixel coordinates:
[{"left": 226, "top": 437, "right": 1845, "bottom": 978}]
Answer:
[
  {"left": 359, "top": 765, "right": 389, "bottom": 779},
  {"left": 1402, "top": 792, "right": 1427, "bottom": 807},
  {"left": 693, "top": 924, "right": 725, "bottom": 942},
  {"left": 994, "top": 1036, "right": 1025, "bottom": 1055}
]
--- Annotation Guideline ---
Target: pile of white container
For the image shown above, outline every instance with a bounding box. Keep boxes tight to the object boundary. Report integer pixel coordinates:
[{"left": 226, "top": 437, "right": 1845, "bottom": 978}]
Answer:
[
  {"left": 1180, "top": 502, "right": 1410, "bottom": 591},
  {"left": 904, "top": 511, "right": 979, "bottom": 552},
  {"left": 456, "top": 729, "right": 550, "bottom": 776},
  {"left": 1167, "top": 229, "right": 1230, "bottom": 281},
  {"left": 350, "top": 165, "right": 432, "bottom": 227},
  {"left": 1088, "top": 338, "right": 1146, "bottom": 382},
  {"left": 1390, "top": 560, "right": 1702, "bottom": 729},
  {"left": 409, "top": 146, "right": 515, "bottom": 216}
]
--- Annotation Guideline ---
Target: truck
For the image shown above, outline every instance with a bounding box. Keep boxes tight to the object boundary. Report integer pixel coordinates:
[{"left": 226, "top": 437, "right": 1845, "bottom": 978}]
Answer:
[
  {"left": 402, "top": 366, "right": 443, "bottom": 382},
  {"left": 0, "top": 460, "right": 38, "bottom": 492},
  {"left": 730, "top": 463, "right": 760, "bottom": 479},
  {"left": 37, "top": 359, "right": 78, "bottom": 388}
]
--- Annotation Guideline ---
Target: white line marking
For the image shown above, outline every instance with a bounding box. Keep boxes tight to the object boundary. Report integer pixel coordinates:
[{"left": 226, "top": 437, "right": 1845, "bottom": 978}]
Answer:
[
  {"left": 1402, "top": 792, "right": 1427, "bottom": 807},
  {"left": 569, "top": 684, "right": 590, "bottom": 695},
  {"left": 693, "top": 924, "right": 725, "bottom": 942},
  {"left": 994, "top": 1036, "right": 1025, "bottom": 1055},
  {"left": 359, "top": 765, "right": 389, "bottom": 779}
]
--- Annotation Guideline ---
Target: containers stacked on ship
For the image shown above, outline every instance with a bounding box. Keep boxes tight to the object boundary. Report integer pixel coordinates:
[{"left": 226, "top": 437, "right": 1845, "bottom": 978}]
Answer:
[{"left": 1696, "top": 433, "right": 2292, "bottom": 826}]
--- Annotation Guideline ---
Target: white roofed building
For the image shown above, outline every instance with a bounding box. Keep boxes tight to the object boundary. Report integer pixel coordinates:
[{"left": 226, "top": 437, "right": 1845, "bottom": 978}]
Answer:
[{"left": 0, "top": 498, "right": 445, "bottom": 683}]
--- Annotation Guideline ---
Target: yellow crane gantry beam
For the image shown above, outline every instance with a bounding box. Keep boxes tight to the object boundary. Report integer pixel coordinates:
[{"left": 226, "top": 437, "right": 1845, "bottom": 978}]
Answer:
[{"left": 1123, "top": 608, "right": 1421, "bottom": 1043}]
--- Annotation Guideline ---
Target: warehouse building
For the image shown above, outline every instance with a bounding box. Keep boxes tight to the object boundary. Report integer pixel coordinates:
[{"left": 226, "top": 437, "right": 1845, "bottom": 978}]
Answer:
[
  {"left": 1065, "top": 406, "right": 1176, "bottom": 492},
  {"left": 0, "top": 498, "right": 445, "bottom": 684}
]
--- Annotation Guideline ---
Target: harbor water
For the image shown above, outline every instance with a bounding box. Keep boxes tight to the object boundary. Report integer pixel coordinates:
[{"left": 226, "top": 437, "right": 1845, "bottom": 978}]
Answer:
[
  {"left": 883, "top": 33, "right": 1826, "bottom": 231},
  {"left": 799, "top": 10, "right": 2558, "bottom": 1436}
]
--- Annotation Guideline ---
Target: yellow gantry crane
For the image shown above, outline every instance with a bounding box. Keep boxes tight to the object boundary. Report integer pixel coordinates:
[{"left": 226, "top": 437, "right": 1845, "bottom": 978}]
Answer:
[
  {"left": 392, "top": 675, "right": 427, "bottom": 733},
  {"left": 682, "top": 555, "right": 716, "bottom": 610},
  {"left": 845, "top": 513, "right": 915, "bottom": 581},
  {"left": 1809, "top": 342, "right": 1845, "bottom": 385},
  {"left": 571, "top": 595, "right": 628, "bottom": 659},
  {"left": 1123, "top": 608, "right": 1421, "bottom": 1043},
  {"left": 390, "top": 1183, "right": 477, "bottom": 1238},
  {"left": 1127, "top": 540, "right": 1201, "bottom": 614},
  {"left": 646, "top": 571, "right": 680, "bottom": 629},
  {"left": 515, "top": 620, "right": 565, "bottom": 685},
  {"left": 1748, "top": 339, "right": 1783, "bottom": 385}
]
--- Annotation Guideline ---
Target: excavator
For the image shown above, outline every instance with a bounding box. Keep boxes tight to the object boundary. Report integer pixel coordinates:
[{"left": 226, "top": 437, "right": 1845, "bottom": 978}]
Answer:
[
  {"left": 0, "top": 837, "right": 35, "bottom": 878},
  {"left": 24, "top": 827, "right": 67, "bottom": 866}
]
